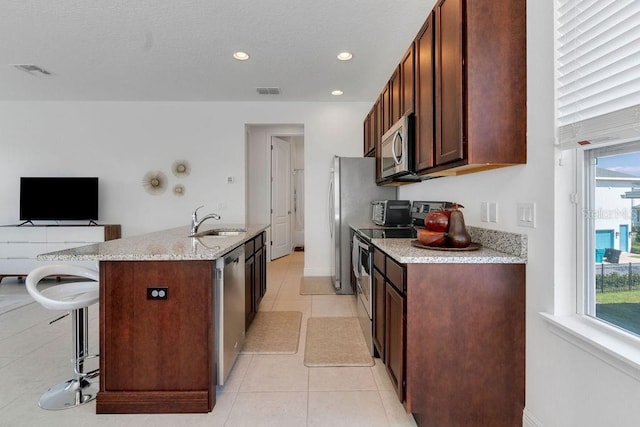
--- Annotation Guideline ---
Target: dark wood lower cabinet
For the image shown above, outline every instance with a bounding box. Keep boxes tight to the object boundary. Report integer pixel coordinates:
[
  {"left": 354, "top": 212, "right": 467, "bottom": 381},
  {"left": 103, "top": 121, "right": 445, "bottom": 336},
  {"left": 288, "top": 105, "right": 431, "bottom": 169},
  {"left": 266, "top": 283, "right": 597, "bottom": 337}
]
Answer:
[
  {"left": 245, "top": 252, "right": 256, "bottom": 326},
  {"left": 405, "top": 263, "right": 525, "bottom": 427},
  {"left": 97, "top": 260, "right": 215, "bottom": 413},
  {"left": 385, "top": 281, "right": 405, "bottom": 402},
  {"left": 372, "top": 268, "right": 386, "bottom": 360},
  {"left": 245, "top": 232, "right": 266, "bottom": 330},
  {"left": 372, "top": 245, "right": 525, "bottom": 427}
]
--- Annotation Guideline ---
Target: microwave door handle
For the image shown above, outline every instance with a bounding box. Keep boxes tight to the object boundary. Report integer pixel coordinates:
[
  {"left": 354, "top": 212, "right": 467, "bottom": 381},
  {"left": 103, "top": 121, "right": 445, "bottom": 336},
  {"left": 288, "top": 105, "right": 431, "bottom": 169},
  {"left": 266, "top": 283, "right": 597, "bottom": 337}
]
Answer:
[{"left": 392, "top": 131, "right": 403, "bottom": 164}]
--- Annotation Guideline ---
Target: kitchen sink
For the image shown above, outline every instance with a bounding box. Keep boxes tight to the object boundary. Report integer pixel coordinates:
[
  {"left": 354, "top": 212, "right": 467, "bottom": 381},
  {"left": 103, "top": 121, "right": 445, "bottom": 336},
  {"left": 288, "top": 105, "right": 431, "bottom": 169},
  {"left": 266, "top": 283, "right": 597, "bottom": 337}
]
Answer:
[{"left": 192, "top": 229, "right": 245, "bottom": 238}]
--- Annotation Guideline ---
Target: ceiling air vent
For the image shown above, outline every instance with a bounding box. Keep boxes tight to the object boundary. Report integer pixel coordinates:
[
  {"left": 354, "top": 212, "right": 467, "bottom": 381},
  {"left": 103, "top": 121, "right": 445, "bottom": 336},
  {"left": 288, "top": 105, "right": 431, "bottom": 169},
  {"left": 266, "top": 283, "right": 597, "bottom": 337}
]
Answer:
[
  {"left": 12, "top": 64, "right": 52, "bottom": 75},
  {"left": 256, "top": 87, "right": 280, "bottom": 95}
]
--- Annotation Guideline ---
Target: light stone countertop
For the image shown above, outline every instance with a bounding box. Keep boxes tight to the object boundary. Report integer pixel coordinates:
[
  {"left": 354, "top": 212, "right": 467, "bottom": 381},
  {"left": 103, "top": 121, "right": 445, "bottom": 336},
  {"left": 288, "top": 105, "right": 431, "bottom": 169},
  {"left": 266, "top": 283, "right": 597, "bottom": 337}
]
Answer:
[
  {"left": 37, "top": 224, "right": 269, "bottom": 262},
  {"left": 353, "top": 224, "right": 527, "bottom": 264}
]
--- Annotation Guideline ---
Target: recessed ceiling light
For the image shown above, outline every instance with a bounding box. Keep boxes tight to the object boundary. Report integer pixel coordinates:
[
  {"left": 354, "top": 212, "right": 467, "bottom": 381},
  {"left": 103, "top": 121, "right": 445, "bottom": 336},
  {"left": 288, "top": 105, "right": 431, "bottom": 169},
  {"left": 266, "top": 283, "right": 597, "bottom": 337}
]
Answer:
[
  {"left": 233, "top": 51, "right": 250, "bottom": 61},
  {"left": 337, "top": 52, "right": 353, "bottom": 61},
  {"left": 331, "top": 90, "right": 344, "bottom": 96}
]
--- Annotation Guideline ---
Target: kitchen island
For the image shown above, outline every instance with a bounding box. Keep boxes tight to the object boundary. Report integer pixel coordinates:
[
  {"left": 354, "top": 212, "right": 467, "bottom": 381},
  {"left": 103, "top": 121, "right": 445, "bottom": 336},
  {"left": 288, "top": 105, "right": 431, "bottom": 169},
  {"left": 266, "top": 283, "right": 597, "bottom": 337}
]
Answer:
[{"left": 39, "top": 224, "right": 268, "bottom": 414}]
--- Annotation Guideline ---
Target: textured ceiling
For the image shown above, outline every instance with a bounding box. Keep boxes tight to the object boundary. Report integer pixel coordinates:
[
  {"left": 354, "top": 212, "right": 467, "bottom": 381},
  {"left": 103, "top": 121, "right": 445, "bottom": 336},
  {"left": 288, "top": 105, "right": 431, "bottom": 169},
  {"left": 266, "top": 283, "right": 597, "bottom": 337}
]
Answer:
[{"left": 0, "top": 0, "right": 434, "bottom": 102}]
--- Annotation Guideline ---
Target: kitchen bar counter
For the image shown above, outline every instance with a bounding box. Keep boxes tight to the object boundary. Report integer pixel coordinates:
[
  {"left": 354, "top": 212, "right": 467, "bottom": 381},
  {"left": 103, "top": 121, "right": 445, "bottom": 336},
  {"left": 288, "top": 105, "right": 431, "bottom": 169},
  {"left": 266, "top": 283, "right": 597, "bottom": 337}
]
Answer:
[
  {"left": 38, "top": 224, "right": 269, "bottom": 261},
  {"left": 38, "top": 223, "right": 268, "bottom": 414}
]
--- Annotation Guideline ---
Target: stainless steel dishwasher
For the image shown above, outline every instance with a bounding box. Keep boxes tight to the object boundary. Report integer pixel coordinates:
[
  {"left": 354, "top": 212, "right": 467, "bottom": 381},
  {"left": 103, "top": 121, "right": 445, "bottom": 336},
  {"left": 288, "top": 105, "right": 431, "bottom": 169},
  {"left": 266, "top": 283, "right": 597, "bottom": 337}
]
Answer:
[{"left": 215, "top": 245, "right": 245, "bottom": 385}]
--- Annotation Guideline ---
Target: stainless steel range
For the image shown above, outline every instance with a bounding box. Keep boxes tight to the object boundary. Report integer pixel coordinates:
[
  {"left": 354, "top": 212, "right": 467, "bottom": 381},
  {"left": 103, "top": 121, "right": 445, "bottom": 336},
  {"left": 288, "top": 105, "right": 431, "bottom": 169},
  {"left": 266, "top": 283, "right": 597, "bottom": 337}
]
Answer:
[{"left": 353, "top": 200, "right": 453, "bottom": 356}]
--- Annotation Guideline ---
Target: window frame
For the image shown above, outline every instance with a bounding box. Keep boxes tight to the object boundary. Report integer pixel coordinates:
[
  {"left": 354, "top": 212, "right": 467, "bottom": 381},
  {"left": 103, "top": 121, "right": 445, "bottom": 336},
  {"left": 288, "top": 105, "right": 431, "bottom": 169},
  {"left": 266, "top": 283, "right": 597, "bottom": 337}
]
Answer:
[
  {"left": 542, "top": 142, "right": 640, "bottom": 381},
  {"left": 580, "top": 141, "right": 640, "bottom": 330}
]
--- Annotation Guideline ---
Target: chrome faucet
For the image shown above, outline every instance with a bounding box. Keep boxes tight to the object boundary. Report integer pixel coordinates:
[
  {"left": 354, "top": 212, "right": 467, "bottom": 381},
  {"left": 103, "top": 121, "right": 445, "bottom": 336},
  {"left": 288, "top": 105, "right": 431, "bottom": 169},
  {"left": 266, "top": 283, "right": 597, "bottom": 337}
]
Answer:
[{"left": 189, "top": 205, "right": 221, "bottom": 236}]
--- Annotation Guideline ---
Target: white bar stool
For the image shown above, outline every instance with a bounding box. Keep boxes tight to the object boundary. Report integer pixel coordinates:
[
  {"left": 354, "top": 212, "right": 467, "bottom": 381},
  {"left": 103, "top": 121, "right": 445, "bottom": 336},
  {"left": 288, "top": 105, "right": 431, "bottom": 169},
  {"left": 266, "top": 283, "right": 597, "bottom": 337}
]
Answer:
[{"left": 25, "top": 264, "right": 100, "bottom": 410}]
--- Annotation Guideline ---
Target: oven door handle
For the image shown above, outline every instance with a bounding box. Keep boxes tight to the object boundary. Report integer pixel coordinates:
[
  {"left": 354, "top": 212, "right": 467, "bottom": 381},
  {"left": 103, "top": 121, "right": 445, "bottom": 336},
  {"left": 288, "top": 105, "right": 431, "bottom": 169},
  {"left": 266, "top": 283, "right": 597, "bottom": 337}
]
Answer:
[{"left": 352, "top": 235, "right": 361, "bottom": 280}]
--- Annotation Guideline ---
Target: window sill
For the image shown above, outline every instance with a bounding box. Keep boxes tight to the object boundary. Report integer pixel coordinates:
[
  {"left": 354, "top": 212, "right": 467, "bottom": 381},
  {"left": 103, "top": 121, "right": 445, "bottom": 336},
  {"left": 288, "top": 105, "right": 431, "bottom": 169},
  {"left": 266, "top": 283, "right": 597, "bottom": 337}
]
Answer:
[{"left": 540, "top": 312, "right": 640, "bottom": 381}]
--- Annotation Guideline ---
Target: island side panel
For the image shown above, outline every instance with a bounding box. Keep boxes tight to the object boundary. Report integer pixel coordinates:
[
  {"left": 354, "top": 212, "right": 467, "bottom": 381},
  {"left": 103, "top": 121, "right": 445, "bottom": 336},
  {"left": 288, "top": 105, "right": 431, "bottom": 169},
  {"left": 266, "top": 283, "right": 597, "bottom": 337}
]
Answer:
[
  {"left": 97, "top": 260, "right": 215, "bottom": 413},
  {"left": 405, "top": 263, "right": 525, "bottom": 426}
]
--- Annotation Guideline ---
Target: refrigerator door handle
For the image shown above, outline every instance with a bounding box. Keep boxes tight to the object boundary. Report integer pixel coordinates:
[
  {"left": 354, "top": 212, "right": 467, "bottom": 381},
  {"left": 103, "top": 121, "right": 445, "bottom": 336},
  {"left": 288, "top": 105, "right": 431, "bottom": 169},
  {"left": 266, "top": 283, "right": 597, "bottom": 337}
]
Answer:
[{"left": 328, "top": 172, "right": 334, "bottom": 237}]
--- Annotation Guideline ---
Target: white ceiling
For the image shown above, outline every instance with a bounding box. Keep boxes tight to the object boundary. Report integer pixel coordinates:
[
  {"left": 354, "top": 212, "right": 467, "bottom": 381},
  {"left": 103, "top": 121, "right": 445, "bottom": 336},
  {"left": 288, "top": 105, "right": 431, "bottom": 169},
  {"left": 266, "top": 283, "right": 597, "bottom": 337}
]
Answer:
[{"left": 0, "top": 0, "right": 434, "bottom": 102}]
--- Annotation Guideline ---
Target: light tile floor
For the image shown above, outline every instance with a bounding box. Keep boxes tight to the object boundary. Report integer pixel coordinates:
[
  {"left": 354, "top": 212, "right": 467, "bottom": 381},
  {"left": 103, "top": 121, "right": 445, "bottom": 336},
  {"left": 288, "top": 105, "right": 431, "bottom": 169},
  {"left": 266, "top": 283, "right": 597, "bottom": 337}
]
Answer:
[{"left": 0, "top": 252, "right": 417, "bottom": 426}]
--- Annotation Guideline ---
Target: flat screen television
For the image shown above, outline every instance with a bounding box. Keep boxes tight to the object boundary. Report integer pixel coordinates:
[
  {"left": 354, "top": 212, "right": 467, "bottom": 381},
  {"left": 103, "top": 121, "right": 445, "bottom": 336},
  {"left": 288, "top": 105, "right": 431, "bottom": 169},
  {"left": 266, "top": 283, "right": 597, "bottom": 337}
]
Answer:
[{"left": 20, "top": 177, "right": 99, "bottom": 221}]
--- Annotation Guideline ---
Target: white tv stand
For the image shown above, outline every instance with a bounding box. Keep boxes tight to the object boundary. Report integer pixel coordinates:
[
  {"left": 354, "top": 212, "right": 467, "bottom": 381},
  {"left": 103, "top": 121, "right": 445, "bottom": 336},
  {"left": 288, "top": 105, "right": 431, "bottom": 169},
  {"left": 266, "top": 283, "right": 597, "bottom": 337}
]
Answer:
[{"left": 0, "top": 224, "right": 121, "bottom": 283}]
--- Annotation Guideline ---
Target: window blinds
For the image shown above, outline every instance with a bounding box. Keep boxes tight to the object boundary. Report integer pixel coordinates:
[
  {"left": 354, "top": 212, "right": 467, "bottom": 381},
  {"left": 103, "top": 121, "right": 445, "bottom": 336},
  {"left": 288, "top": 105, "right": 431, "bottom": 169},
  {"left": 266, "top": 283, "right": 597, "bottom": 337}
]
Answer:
[{"left": 555, "top": 0, "right": 640, "bottom": 149}]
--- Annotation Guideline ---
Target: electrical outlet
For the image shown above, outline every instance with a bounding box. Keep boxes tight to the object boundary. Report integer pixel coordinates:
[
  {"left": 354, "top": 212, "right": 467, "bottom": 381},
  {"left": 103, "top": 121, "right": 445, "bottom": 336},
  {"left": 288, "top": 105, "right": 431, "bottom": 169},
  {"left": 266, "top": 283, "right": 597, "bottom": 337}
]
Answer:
[
  {"left": 517, "top": 202, "right": 536, "bottom": 228},
  {"left": 147, "top": 287, "right": 168, "bottom": 300}
]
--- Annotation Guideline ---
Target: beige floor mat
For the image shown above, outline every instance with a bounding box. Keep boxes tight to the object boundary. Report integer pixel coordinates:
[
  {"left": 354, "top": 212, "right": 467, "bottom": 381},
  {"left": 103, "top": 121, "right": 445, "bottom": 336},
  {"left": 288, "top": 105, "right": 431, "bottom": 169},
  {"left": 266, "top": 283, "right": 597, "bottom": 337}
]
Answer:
[
  {"left": 304, "top": 317, "right": 374, "bottom": 367},
  {"left": 299, "top": 276, "right": 335, "bottom": 295},
  {"left": 241, "top": 311, "right": 302, "bottom": 354}
]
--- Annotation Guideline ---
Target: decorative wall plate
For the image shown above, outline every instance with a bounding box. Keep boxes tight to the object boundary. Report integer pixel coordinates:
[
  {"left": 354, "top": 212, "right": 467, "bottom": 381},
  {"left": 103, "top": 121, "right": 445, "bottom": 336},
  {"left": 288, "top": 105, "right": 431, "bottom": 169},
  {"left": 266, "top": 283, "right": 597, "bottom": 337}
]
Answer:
[
  {"left": 173, "top": 184, "right": 185, "bottom": 196},
  {"left": 142, "top": 171, "right": 167, "bottom": 195},
  {"left": 172, "top": 160, "right": 190, "bottom": 177}
]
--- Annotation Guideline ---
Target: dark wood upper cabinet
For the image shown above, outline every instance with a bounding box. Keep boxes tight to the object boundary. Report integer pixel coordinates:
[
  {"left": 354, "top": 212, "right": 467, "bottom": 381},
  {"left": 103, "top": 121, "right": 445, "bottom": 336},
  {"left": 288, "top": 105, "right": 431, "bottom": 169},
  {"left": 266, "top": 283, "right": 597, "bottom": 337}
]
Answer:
[
  {"left": 434, "top": 0, "right": 465, "bottom": 166},
  {"left": 363, "top": 106, "right": 376, "bottom": 157},
  {"left": 400, "top": 45, "right": 415, "bottom": 117},
  {"left": 390, "top": 67, "right": 402, "bottom": 125},
  {"left": 367, "top": 0, "right": 526, "bottom": 181},
  {"left": 414, "top": 13, "right": 435, "bottom": 172},
  {"left": 375, "top": 98, "right": 384, "bottom": 182},
  {"left": 427, "top": 0, "right": 526, "bottom": 176},
  {"left": 381, "top": 83, "right": 391, "bottom": 134}
]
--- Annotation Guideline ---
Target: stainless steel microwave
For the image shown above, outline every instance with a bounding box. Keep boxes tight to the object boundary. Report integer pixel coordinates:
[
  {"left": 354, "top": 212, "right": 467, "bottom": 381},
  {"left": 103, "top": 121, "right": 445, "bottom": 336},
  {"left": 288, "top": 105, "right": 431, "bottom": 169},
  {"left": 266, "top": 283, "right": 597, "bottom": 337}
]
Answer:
[{"left": 381, "top": 114, "right": 414, "bottom": 179}]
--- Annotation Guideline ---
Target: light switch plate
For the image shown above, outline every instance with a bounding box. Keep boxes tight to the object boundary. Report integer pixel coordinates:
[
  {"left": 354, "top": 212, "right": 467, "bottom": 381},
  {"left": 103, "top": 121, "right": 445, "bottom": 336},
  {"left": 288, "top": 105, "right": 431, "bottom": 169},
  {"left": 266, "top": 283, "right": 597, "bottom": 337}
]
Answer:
[
  {"left": 480, "top": 201, "right": 489, "bottom": 222},
  {"left": 489, "top": 202, "right": 498, "bottom": 223},
  {"left": 517, "top": 202, "right": 536, "bottom": 228}
]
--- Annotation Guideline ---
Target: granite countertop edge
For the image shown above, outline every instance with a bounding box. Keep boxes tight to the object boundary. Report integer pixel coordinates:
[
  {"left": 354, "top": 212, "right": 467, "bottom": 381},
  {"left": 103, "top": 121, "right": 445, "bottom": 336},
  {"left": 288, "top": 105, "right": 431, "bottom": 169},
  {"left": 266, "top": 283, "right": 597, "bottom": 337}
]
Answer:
[
  {"left": 37, "top": 224, "right": 270, "bottom": 262},
  {"left": 352, "top": 224, "right": 528, "bottom": 265}
]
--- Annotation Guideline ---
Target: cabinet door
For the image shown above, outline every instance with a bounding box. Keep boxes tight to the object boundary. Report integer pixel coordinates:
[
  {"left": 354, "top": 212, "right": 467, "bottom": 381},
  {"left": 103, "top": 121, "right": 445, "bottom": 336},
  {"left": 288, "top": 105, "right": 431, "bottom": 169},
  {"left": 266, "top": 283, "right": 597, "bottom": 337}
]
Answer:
[
  {"left": 254, "top": 246, "right": 264, "bottom": 306},
  {"left": 47, "top": 226, "right": 105, "bottom": 243},
  {"left": 390, "top": 67, "right": 402, "bottom": 125},
  {"left": 363, "top": 113, "right": 371, "bottom": 156},
  {"left": 435, "top": 0, "right": 464, "bottom": 165},
  {"left": 373, "top": 267, "right": 386, "bottom": 360},
  {"left": 414, "top": 13, "right": 436, "bottom": 172},
  {"left": 258, "top": 233, "right": 267, "bottom": 297},
  {"left": 385, "top": 281, "right": 405, "bottom": 402},
  {"left": 374, "top": 98, "right": 384, "bottom": 183},
  {"left": 381, "top": 84, "right": 391, "bottom": 134},
  {"left": 99, "top": 261, "right": 214, "bottom": 412},
  {"left": 400, "top": 45, "right": 415, "bottom": 117},
  {"left": 245, "top": 253, "right": 256, "bottom": 327}
]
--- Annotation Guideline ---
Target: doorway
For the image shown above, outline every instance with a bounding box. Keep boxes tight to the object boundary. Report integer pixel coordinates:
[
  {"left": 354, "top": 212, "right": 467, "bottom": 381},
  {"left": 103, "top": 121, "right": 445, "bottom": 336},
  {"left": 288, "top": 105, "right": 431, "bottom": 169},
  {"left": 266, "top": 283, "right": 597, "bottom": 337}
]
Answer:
[{"left": 245, "top": 125, "right": 304, "bottom": 261}]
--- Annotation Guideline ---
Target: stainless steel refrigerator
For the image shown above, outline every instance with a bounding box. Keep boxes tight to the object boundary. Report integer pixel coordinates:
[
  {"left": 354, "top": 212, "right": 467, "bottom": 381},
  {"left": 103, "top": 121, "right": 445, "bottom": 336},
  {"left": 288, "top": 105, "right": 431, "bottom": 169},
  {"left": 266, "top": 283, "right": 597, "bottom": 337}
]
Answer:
[{"left": 330, "top": 156, "right": 396, "bottom": 294}]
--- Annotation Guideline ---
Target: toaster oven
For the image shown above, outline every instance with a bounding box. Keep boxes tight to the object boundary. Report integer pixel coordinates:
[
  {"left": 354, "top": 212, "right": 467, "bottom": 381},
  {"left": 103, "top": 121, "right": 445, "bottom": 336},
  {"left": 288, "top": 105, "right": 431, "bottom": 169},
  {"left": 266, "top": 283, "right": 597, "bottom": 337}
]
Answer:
[{"left": 371, "top": 200, "right": 412, "bottom": 226}]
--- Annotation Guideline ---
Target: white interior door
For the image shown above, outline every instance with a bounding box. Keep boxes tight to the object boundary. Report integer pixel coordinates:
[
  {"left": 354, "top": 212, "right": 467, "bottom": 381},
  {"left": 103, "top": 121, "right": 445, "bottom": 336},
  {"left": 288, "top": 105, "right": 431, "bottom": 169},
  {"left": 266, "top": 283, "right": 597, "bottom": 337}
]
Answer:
[{"left": 271, "top": 137, "right": 292, "bottom": 260}]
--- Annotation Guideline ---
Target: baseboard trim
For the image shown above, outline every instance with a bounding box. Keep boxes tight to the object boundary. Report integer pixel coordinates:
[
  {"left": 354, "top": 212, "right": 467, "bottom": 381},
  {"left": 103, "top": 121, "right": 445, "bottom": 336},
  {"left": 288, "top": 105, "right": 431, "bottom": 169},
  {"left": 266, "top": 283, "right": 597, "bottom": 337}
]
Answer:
[{"left": 523, "top": 408, "right": 543, "bottom": 427}]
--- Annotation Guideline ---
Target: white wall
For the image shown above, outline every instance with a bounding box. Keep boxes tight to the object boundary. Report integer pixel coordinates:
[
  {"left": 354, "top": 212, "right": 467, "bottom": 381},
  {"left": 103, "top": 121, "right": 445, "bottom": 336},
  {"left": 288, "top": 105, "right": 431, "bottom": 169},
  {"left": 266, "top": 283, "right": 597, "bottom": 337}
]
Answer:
[
  {"left": 0, "top": 101, "right": 368, "bottom": 274},
  {"left": 398, "top": 1, "right": 640, "bottom": 426}
]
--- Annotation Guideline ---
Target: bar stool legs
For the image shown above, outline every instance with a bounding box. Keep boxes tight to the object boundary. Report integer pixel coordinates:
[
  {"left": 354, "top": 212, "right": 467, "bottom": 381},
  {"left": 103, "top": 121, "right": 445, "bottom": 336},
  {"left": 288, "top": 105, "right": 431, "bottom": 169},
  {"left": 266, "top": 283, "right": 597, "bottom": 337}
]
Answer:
[
  {"left": 38, "top": 307, "right": 99, "bottom": 410},
  {"left": 26, "top": 265, "right": 100, "bottom": 410}
]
